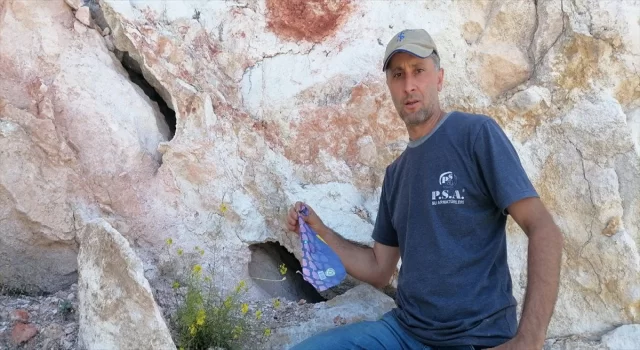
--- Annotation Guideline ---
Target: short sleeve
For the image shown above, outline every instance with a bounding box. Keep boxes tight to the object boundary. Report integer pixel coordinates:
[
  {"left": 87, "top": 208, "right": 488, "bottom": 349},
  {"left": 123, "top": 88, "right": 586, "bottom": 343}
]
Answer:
[
  {"left": 371, "top": 169, "right": 399, "bottom": 246},
  {"left": 473, "top": 118, "right": 539, "bottom": 215}
]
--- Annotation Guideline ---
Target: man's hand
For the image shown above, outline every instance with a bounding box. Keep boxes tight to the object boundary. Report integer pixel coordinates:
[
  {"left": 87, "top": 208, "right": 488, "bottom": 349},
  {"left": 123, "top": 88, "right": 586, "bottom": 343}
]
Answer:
[
  {"left": 284, "top": 200, "right": 400, "bottom": 289},
  {"left": 286, "top": 201, "right": 326, "bottom": 234}
]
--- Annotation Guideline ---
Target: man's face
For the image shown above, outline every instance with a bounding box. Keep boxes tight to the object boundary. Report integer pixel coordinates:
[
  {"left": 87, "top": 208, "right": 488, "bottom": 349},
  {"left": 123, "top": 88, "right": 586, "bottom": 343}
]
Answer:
[{"left": 385, "top": 52, "right": 444, "bottom": 126}]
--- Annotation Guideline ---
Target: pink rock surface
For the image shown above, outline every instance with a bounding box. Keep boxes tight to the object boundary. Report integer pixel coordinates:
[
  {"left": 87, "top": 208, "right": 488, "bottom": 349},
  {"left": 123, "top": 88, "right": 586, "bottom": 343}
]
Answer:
[{"left": 0, "top": 0, "right": 639, "bottom": 342}]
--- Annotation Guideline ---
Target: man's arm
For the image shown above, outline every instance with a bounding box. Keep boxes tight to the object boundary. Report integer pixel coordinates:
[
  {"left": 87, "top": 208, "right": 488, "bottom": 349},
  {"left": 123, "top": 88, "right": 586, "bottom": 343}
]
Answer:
[
  {"left": 286, "top": 202, "right": 400, "bottom": 289},
  {"left": 493, "top": 197, "right": 564, "bottom": 350},
  {"left": 315, "top": 225, "right": 400, "bottom": 289}
]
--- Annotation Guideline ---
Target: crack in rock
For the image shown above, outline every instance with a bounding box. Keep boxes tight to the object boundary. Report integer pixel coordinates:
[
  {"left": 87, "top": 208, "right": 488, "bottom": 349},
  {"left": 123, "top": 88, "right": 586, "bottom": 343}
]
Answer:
[{"left": 529, "top": 0, "right": 568, "bottom": 79}]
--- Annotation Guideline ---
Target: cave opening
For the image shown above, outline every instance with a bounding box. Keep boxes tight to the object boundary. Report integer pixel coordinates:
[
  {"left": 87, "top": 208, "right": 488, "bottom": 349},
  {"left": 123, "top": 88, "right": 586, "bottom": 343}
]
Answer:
[
  {"left": 119, "top": 51, "right": 176, "bottom": 140},
  {"left": 248, "top": 242, "right": 326, "bottom": 304}
]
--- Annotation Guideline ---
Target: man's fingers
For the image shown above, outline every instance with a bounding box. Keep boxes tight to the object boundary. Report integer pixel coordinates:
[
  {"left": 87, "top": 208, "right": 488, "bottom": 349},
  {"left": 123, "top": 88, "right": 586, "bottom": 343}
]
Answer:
[
  {"left": 285, "top": 202, "right": 313, "bottom": 234},
  {"left": 285, "top": 204, "right": 301, "bottom": 233}
]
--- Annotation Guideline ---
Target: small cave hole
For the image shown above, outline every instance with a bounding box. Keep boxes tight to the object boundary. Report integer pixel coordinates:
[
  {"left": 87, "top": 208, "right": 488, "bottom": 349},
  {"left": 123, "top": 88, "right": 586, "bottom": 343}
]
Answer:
[
  {"left": 248, "top": 242, "right": 326, "bottom": 304},
  {"left": 119, "top": 51, "right": 176, "bottom": 140}
]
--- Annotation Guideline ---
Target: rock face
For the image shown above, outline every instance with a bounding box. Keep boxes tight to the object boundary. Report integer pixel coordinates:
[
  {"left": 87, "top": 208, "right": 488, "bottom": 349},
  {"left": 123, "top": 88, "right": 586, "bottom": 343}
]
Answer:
[
  {"left": 262, "top": 284, "right": 396, "bottom": 349},
  {"left": 0, "top": 98, "right": 79, "bottom": 293},
  {"left": 600, "top": 324, "right": 640, "bottom": 350},
  {"left": 545, "top": 324, "right": 640, "bottom": 350},
  {"left": 77, "top": 219, "right": 175, "bottom": 350},
  {"left": 0, "top": 0, "right": 169, "bottom": 293},
  {"left": 1, "top": 0, "right": 639, "bottom": 346}
]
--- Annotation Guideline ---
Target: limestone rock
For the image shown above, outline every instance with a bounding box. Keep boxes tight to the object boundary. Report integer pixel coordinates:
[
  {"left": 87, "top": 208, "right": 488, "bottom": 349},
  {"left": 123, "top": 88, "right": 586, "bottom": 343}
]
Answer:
[
  {"left": 462, "top": 20, "right": 483, "bottom": 45},
  {"left": 544, "top": 337, "right": 605, "bottom": 350},
  {"left": 0, "top": 0, "right": 170, "bottom": 294},
  {"left": 601, "top": 324, "right": 640, "bottom": 350},
  {"left": 261, "top": 284, "right": 395, "bottom": 349},
  {"left": 64, "top": 0, "right": 82, "bottom": 11},
  {"left": 77, "top": 219, "right": 175, "bottom": 350},
  {"left": 508, "top": 86, "right": 551, "bottom": 113},
  {"left": 73, "top": 20, "right": 87, "bottom": 33},
  {"left": 0, "top": 101, "right": 78, "bottom": 294},
  {"left": 464, "top": 0, "right": 536, "bottom": 98},
  {"left": 75, "top": 6, "right": 92, "bottom": 27},
  {"left": 629, "top": 108, "right": 640, "bottom": 156},
  {"left": 103, "top": 35, "right": 115, "bottom": 52},
  {"left": 473, "top": 44, "right": 531, "bottom": 98},
  {"left": 1, "top": 0, "right": 639, "bottom": 346},
  {"left": 531, "top": 0, "right": 567, "bottom": 68}
]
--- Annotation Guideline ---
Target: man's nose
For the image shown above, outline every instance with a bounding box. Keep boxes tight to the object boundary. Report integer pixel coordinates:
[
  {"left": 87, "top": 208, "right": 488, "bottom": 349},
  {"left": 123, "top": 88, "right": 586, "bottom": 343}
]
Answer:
[{"left": 404, "top": 74, "right": 416, "bottom": 93}]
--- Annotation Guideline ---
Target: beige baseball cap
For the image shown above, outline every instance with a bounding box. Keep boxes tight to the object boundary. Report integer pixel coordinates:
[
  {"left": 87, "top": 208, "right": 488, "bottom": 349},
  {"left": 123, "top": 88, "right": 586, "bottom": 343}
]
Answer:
[{"left": 383, "top": 29, "right": 439, "bottom": 71}]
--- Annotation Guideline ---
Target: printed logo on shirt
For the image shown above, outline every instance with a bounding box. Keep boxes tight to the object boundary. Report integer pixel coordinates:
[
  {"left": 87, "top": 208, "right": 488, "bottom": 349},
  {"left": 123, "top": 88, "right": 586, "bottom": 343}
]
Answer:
[
  {"left": 439, "top": 171, "right": 457, "bottom": 188},
  {"left": 432, "top": 171, "right": 465, "bottom": 205}
]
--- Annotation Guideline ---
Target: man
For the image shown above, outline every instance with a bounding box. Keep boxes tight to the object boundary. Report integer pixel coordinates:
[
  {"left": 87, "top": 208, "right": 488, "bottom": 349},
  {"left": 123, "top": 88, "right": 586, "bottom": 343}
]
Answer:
[{"left": 286, "top": 29, "right": 563, "bottom": 350}]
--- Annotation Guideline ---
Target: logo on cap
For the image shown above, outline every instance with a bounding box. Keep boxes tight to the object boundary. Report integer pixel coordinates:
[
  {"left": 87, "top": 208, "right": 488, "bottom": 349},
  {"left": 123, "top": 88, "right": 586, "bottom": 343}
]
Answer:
[{"left": 397, "top": 31, "right": 405, "bottom": 42}]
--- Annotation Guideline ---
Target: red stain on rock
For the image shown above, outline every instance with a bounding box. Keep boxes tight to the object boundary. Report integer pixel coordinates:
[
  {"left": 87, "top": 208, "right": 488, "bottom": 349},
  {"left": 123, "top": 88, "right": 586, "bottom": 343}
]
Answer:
[
  {"left": 265, "top": 0, "right": 354, "bottom": 42},
  {"left": 192, "top": 30, "right": 220, "bottom": 61},
  {"left": 280, "top": 78, "right": 406, "bottom": 187},
  {"left": 11, "top": 323, "right": 38, "bottom": 345},
  {"left": 10, "top": 309, "right": 30, "bottom": 323}
]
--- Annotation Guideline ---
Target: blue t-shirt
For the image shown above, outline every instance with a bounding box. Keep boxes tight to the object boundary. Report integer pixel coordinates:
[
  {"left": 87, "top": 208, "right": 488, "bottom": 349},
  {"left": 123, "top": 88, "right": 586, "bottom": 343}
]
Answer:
[{"left": 372, "top": 111, "right": 539, "bottom": 347}]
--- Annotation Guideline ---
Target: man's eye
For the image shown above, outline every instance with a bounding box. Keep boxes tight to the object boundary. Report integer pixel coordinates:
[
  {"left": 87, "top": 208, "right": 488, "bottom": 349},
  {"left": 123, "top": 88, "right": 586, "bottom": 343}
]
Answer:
[
  {"left": 416, "top": 69, "right": 425, "bottom": 73},
  {"left": 394, "top": 73, "right": 402, "bottom": 78}
]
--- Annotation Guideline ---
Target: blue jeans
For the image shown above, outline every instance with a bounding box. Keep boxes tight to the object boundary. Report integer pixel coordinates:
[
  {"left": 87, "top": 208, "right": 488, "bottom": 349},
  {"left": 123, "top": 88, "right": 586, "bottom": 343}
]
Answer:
[{"left": 289, "top": 311, "right": 485, "bottom": 350}]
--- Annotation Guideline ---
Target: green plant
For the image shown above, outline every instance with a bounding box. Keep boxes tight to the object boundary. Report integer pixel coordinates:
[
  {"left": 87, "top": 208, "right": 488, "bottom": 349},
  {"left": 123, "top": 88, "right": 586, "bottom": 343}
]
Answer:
[
  {"left": 164, "top": 198, "right": 281, "bottom": 349},
  {"left": 167, "top": 246, "right": 284, "bottom": 350},
  {"left": 174, "top": 265, "right": 250, "bottom": 350},
  {"left": 58, "top": 299, "right": 75, "bottom": 321}
]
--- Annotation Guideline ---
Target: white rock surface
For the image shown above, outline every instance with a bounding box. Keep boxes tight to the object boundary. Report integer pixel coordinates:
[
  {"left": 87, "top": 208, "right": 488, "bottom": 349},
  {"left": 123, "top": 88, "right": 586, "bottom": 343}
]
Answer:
[
  {"left": 601, "top": 324, "right": 640, "bottom": 350},
  {"left": 0, "top": 0, "right": 639, "bottom": 345},
  {"left": 0, "top": 101, "right": 78, "bottom": 293},
  {"left": 75, "top": 6, "right": 91, "bottom": 27},
  {"left": 64, "top": 0, "right": 82, "bottom": 11},
  {"left": 0, "top": 0, "right": 170, "bottom": 293},
  {"left": 262, "top": 284, "right": 395, "bottom": 349},
  {"left": 77, "top": 219, "right": 175, "bottom": 350}
]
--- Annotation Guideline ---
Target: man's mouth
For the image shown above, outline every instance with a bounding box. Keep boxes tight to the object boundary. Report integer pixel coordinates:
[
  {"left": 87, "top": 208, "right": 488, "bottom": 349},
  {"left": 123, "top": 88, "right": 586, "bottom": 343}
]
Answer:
[{"left": 405, "top": 99, "right": 419, "bottom": 106}]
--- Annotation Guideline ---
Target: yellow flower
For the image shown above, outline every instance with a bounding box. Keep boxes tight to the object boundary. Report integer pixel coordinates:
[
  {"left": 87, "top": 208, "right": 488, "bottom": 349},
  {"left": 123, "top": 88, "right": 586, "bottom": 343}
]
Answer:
[
  {"left": 196, "top": 309, "right": 206, "bottom": 326},
  {"left": 192, "top": 264, "right": 202, "bottom": 275},
  {"left": 165, "top": 238, "right": 173, "bottom": 246},
  {"left": 204, "top": 276, "right": 212, "bottom": 283},
  {"left": 279, "top": 263, "right": 287, "bottom": 275},
  {"left": 224, "top": 296, "right": 232, "bottom": 308},
  {"left": 235, "top": 280, "right": 246, "bottom": 293},
  {"left": 273, "top": 299, "right": 281, "bottom": 308},
  {"left": 241, "top": 303, "right": 249, "bottom": 314},
  {"left": 220, "top": 203, "right": 228, "bottom": 214},
  {"left": 177, "top": 248, "right": 183, "bottom": 256},
  {"left": 189, "top": 324, "right": 196, "bottom": 336},
  {"left": 172, "top": 281, "right": 180, "bottom": 289},
  {"left": 255, "top": 310, "right": 262, "bottom": 320},
  {"left": 199, "top": 248, "right": 205, "bottom": 256},
  {"left": 264, "top": 328, "right": 271, "bottom": 337}
]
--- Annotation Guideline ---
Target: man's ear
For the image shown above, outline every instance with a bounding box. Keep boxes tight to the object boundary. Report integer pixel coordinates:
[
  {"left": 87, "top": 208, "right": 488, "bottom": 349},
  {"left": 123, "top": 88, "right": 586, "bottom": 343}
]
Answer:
[{"left": 437, "top": 68, "right": 445, "bottom": 92}]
